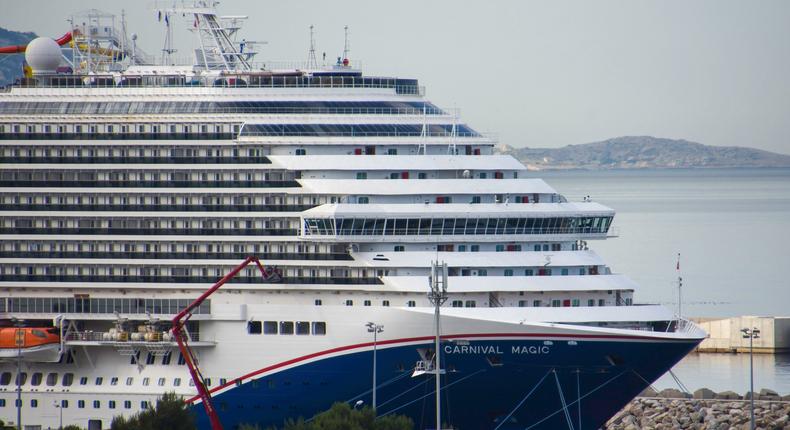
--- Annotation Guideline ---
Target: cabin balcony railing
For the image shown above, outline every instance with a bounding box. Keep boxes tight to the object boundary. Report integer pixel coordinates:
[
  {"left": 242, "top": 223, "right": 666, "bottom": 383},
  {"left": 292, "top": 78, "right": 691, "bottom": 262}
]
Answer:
[
  {"left": 0, "top": 274, "right": 383, "bottom": 285},
  {"left": 0, "top": 228, "right": 299, "bottom": 236},
  {"left": 0, "top": 251, "right": 353, "bottom": 261},
  {"left": 0, "top": 156, "right": 271, "bottom": 164},
  {"left": 0, "top": 107, "right": 446, "bottom": 116},
  {"left": 0, "top": 180, "right": 300, "bottom": 188},
  {"left": 0, "top": 204, "right": 315, "bottom": 212}
]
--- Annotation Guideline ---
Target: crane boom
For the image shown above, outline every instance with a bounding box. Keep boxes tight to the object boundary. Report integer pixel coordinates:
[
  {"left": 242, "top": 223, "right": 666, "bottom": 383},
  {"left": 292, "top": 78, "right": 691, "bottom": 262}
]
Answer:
[{"left": 171, "top": 256, "right": 272, "bottom": 430}]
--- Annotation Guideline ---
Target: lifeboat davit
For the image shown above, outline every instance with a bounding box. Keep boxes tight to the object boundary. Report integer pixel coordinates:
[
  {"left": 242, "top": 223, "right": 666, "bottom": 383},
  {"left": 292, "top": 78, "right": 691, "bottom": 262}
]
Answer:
[{"left": 0, "top": 327, "right": 61, "bottom": 362}]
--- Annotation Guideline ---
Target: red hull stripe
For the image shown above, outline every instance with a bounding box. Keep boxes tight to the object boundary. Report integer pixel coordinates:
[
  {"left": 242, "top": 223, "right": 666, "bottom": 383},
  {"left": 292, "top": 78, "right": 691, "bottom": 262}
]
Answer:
[{"left": 187, "top": 331, "right": 691, "bottom": 403}]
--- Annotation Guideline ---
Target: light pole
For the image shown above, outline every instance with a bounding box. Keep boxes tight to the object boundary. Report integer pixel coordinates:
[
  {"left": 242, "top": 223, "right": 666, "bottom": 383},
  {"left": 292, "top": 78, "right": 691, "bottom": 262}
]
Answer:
[
  {"left": 11, "top": 317, "right": 24, "bottom": 430},
  {"left": 741, "top": 327, "right": 760, "bottom": 430},
  {"left": 366, "top": 322, "right": 383, "bottom": 412},
  {"left": 53, "top": 400, "right": 63, "bottom": 430}
]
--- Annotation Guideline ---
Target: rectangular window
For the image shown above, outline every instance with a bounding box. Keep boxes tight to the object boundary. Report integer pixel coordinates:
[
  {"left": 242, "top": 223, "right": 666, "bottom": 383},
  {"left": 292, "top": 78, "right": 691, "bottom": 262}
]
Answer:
[
  {"left": 279, "top": 321, "right": 294, "bottom": 335},
  {"left": 572, "top": 299, "right": 580, "bottom": 307},
  {"left": 587, "top": 299, "right": 595, "bottom": 306},
  {"left": 295, "top": 321, "right": 310, "bottom": 335},
  {"left": 382, "top": 300, "right": 390, "bottom": 307},
  {"left": 407, "top": 300, "right": 416, "bottom": 307},
  {"left": 312, "top": 322, "right": 327, "bottom": 335},
  {"left": 356, "top": 172, "right": 367, "bottom": 180},
  {"left": 551, "top": 299, "right": 561, "bottom": 307},
  {"left": 465, "top": 300, "right": 476, "bottom": 308},
  {"left": 94, "top": 400, "right": 101, "bottom": 408},
  {"left": 247, "top": 321, "right": 262, "bottom": 334},
  {"left": 263, "top": 321, "right": 278, "bottom": 334}
]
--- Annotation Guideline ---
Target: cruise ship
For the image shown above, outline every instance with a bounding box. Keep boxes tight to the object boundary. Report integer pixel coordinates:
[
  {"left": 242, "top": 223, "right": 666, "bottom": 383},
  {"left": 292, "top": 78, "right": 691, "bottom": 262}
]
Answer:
[{"left": 0, "top": 5, "right": 705, "bottom": 430}]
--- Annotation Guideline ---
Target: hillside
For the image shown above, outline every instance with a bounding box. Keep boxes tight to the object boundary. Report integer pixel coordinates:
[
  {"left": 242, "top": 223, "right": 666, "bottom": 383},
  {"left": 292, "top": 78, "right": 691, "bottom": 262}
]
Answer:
[
  {"left": 497, "top": 136, "right": 790, "bottom": 170},
  {"left": 0, "top": 27, "right": 36, "bottom": 87}
]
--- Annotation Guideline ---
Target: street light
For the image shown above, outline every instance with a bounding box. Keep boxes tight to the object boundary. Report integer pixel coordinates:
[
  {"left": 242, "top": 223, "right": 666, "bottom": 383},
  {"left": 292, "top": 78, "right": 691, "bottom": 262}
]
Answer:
[
  {"left": 11, "top": 317, "right": 24, "bottom": 430},
  {"left": 741, "top": 327, "right": 760, "bottom": 430},
  {"left": 53, "top": 400, "right": 63, "bottom": 430},
  {"left": 366, "top": 322, "right": 384, "bottom": 412}
]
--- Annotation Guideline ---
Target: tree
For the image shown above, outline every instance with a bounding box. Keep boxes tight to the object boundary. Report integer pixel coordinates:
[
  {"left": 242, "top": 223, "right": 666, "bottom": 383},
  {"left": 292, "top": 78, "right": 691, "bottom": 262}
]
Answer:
[
  {"left": 259, "top": 402, "right": 413, "bottom": 430},
  {"left": 110, "top": 392, "right": 196, "bottom": 430}
]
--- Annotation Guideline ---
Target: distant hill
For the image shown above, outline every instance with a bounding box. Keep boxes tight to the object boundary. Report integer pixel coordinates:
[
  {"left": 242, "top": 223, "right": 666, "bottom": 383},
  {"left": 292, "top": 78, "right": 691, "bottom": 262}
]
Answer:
[
  {"left": 496, "top": 136, "right": 790, "bottom": 170},
  {"left": 0, "top": 27, "right": 36, "bottom": 87}
]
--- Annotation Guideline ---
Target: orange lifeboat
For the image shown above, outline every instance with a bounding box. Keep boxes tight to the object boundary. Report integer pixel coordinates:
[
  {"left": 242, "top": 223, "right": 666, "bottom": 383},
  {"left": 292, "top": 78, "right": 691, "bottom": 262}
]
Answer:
[{"left": 0, "top": 327, "right": 61, "bottom": 361}]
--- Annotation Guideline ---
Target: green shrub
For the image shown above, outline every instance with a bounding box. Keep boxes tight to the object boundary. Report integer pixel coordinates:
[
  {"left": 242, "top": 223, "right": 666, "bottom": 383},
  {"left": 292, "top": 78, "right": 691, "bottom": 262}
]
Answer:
[{"left": 110, "top": 392, "right": 196, "bottom": 430}]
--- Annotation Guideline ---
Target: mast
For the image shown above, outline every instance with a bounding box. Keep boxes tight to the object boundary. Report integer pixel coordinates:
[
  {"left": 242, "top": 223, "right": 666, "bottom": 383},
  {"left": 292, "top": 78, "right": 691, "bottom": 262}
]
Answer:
[
  {"left": 676, "top": 253, "right": 682, "bottom": 319},
  {"left": 429, "top": 261, "right": 448, "bottom": 430},
  {"left": 342, "top": 25, "right": 350, "bottom": 61},
  {"left": 307, "top": 25, "right": 317, "bottom": 69}
]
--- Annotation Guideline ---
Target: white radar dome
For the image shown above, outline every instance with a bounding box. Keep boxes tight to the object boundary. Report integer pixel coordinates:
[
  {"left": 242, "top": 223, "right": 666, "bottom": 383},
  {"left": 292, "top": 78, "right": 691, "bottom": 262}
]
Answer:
[{"left": 24, "top": 37, "right": 62, "bottom": 73}]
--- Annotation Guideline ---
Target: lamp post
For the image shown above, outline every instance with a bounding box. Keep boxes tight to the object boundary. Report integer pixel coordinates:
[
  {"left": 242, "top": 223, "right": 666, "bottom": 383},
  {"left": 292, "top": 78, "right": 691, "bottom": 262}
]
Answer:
[
  {"left": 741, "top": 327, "right": 760, "bottom": 430},
  {"left": 366, "top": 322, "right": 383, "bottom": 412},
  {"left": 11, "top": 317, "right": 24, "bottom": 430},
  {"left": 53, "top": 400, "right": 63, "bottom": 430}
]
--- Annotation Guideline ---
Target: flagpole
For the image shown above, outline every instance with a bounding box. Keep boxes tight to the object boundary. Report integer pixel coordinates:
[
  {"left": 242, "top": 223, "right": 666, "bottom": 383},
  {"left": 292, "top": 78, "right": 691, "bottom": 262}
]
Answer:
[{"left": 676, "top": 253, "right": 682, "bottom": 319}]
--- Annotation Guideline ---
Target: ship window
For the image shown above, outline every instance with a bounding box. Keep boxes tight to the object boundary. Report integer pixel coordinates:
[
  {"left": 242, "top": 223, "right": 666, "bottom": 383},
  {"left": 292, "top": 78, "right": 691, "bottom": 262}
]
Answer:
[
  {"left": 525, "top": 269, "right": 533, "bottom": 276},
  {"left": 279, "top": 321, "right": 294, "bottom": 335},
  {"left": 141, "top": 400, "right": 150, "bottom": 409},
  {"left": 345, "top": 300, "right": 353, "bottom": 306},
  {"left": 588, "top": 299, "right": 595, "bottom": 307},
  {"left": 314, "top": 299, "right": 322, "bottom": 306},
  {"left": 562, "top": 268, "right": 569, "bottom": 276},
  {"left": 465, "top": 300, "right": 476, "bottom": 308},
  {"left": 126, "top": 377, "right": 133, "bottom": 386},
  {"left": 78, "top": 399, "right": 85, "bottom": 408},
  {"left": 382, "top": 300, "right": 390, "bottom": 307},
  {"left": 93, "top": 400, "right": 101, "bottom": 408},
  {"left": 174, "top": 378, "right": 181, "bottom": 387},
  {"left": 31, "top": 372, "right": 42, "bottom": 386},
  {"left": 0, "top": 399, "right": 4, "bottom": 407},
  {"left": 0, "top": 372, "right": 10, "bottom": 385},
  {"left": 247, "top": 321, "right": 262, "bottom": 334},
  {"left": 15, "top": 373, "right": 26, "bottom": 386},
  {"left": 62, "top": 373, "right": 74, "bottom": 386},
  {"left": 572, "top": 299, "right": 580, "bottom": 307},
  {"left": 364, "top": 300, "right": 371, "bottom": 306},
  {"left": 312, "top": 322, "right": 326, "bottom": 335},
  {"left": 61, "top": 399, "right": 69, "bottom": 408},
  {"left": 263, "top": 321, "right": 278, "bottom": 334},
  {"left": 124, "top": 400, "right": 132, "bottom": 409},
  {"left": 109, "top": 400, "right": 116, "bottom": 409},
  {"left": 599, "top": 299, "right": 606, "bottom": 306},
  {"left": 295, "top": 321, "right": 310, "bottom": 335},
  {"left": 518, "top": 300, "right": 528, "bottom": 307},
  {"left": 158, "top": 377, "right": 166, "bottom": 386},
  {"left": 46, "top": 372, "right": 58, "bottom": 386},
  {"left": 30, "top": 399, "right": 38, "bottom": 408},
  {"left": 110, "top": 377, "right": 118, "bottom": 386},
  {"left": 356, "top": 172, "right": 367, "bottom": 180},
  {"left": 407, "top": 300, "right": 416, "bottom": 307},
  {"left": 394, "top": 245, "right": 405, "bottom": 252},
  {"left": 533, "top": 300, "right": 542, "bottom": 307},
  {"left": 80, "top": 376, "right": 88, "bottom": 385},
  {"left": 95, "top": 377, "right": 103, "bottom": 385},
  {"left": 504, "top": 269, "right": 514, "bottom": 276},
  {"left": 142, "top": 377, "right": 150, "bottom": 386},
  {"left": 418, "top": 172, "right": 427, "bottom": 179},
  {"left": 552, "top": 300, "right": 561, "bottom": 307},
  {"left": 452, "top": 300, "right": 462, "bottom": 307}
]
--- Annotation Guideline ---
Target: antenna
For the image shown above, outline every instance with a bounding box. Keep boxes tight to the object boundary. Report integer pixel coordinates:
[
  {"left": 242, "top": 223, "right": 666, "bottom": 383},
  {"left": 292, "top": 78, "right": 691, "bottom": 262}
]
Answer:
[
  {"left": 342, "top": 25, "right": 350, "bottom": 62},
  {"left": 428, "top": 261, "right": 449, "bottom": 430},
  {"left": 307, "top": 25, "right": 317, "bottom": 69}
]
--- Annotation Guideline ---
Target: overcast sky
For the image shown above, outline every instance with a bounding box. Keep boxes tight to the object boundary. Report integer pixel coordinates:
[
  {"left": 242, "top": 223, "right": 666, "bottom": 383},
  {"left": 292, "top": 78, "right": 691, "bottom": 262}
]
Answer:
[{"left": 2, "top": 0, "right": 789, "bottom": 153}]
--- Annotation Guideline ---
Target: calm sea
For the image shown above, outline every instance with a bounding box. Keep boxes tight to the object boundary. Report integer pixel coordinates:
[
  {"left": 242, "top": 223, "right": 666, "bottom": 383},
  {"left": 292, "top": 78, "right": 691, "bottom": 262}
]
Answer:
[{"left": 534, "top": 167, "right": 790, "bottom": 394}]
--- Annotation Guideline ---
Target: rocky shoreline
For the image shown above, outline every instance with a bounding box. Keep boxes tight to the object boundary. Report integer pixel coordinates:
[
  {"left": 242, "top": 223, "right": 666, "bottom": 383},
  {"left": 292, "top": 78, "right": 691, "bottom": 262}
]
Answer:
[{"left": 606, "top": 388, "right": 790, "bottom": 430}]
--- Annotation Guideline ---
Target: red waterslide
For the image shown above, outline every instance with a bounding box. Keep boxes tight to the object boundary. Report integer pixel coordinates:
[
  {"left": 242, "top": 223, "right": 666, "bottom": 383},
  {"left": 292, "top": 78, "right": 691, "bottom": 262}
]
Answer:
[{"left": 0, "top": 32, "right": 72, "bottom": 54}]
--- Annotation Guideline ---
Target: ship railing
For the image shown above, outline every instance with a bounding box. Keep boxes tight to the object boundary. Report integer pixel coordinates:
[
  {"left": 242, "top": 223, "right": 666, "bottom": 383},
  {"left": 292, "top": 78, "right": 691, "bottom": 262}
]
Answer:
[
  {"left": 0, "top": 107, "right": 448, "bottom": 116},
  {"left": 237, "top": 131, "right": 484, "bottom": 138},
  {"left": 673, "top": 318, "right": 706, "bottom": 337},
  {"left": 64, "top": 330, "right": 203, "bottom": 343}
]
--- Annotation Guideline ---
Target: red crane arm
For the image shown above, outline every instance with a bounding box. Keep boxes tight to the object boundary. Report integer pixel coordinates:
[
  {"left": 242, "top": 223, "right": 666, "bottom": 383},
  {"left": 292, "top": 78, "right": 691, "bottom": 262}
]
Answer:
[{"left": 171, "top": 256, "right": 270, "bottom": 430}]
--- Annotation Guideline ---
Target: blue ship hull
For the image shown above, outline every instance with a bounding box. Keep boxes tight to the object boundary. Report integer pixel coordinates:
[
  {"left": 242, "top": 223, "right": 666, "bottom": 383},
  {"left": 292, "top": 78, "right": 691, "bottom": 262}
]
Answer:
[{"left": 192, "top": 336, "right": 699, "bottom": 430}]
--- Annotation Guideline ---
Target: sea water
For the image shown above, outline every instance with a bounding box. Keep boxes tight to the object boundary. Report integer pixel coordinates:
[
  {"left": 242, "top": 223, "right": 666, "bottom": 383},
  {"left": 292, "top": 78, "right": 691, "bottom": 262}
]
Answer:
[{"left": 535, "top": 167, "right": 790, "bottom": 394}]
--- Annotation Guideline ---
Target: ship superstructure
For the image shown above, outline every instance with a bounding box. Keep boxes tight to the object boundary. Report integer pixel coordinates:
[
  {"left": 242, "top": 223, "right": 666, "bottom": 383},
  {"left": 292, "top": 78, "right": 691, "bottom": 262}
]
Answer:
[{"left": 0, "top": 4, "right": 704, "bottom": 430}]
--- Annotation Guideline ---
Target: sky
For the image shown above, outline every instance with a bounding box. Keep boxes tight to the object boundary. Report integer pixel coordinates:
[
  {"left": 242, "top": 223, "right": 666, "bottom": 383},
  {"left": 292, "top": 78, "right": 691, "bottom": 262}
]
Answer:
[{"left": 1, "top": 0, "right": 789, "bottom": 153}]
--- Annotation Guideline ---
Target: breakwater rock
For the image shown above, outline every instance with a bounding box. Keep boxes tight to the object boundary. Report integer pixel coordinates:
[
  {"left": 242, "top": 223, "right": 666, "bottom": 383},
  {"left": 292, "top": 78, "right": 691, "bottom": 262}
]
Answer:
[{"left": 606, "top": 388, "right": 790, "bottom": 430}]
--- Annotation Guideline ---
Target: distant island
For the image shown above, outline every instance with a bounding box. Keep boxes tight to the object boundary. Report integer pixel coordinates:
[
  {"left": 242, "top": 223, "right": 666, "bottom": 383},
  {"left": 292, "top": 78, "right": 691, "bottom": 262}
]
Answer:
[{"left": 496, "top": 136, "right": 790, "bottom": 170}]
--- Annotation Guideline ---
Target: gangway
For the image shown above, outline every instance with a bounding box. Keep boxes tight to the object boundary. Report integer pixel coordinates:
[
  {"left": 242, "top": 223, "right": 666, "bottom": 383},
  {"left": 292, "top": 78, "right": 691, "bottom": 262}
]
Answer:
[{"left": 171, "top": 256, "right": 275, "bottom": 430}]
